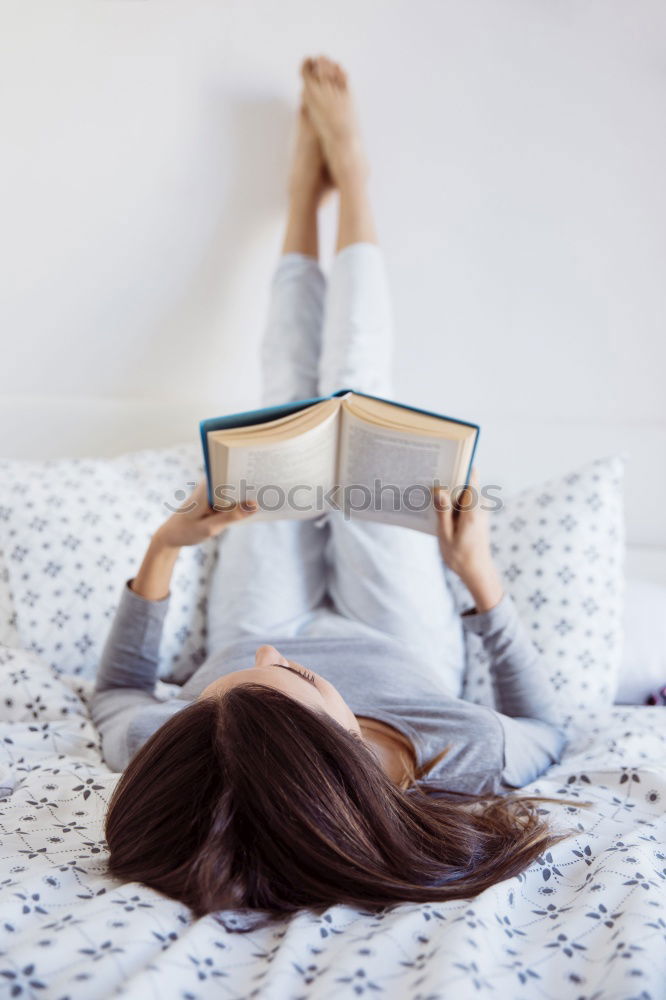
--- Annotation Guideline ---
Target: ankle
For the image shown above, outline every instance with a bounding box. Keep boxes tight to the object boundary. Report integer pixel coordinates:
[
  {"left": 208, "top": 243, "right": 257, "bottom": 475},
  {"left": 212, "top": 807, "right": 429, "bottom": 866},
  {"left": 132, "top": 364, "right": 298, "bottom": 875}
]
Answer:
[
  {"left": 330, "top": 148, "right": 369, "bottom": 190},
  {"left": 335, "top": 166, "right": 370, "bottom": 199}
]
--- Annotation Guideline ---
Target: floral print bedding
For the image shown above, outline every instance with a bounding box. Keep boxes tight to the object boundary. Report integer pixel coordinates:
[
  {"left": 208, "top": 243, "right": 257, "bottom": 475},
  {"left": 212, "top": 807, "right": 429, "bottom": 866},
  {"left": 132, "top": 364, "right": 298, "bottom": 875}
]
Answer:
[{"left": 0, "top": 645, "right": 665, "bottom": 1000}]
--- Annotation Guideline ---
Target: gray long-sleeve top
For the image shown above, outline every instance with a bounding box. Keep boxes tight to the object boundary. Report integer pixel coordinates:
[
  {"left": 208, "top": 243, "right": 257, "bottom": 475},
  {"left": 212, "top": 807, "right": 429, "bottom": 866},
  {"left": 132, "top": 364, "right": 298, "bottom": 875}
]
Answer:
[{"left": 91, "top": 585, "right": 568, "bottom": 794}]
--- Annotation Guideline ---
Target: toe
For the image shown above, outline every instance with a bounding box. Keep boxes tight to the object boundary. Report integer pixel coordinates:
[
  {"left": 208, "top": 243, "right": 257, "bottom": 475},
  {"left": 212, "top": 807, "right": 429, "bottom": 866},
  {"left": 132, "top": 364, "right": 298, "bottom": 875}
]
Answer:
[
  {"left": 302, "top": 57, "right": 318, "bottom": 83},
  {"left": 320, "top": 55, "right": 337, "bottom": 81},
  {"left": 334, "top": 62, "right": 348, "bottom": 87},
  {"left": 301, "top": 73, "right": 317, "bottom": 100}
]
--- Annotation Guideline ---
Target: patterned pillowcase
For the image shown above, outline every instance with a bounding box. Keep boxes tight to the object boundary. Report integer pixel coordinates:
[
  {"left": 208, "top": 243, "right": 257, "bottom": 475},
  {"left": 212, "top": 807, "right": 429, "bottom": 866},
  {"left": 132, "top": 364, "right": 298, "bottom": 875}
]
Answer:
[
  {"left": 447, "top": 457, "right": 625, "bottom": 731},
  {"left": 0, "top": 443, "right": 214, "bottom": 682}
]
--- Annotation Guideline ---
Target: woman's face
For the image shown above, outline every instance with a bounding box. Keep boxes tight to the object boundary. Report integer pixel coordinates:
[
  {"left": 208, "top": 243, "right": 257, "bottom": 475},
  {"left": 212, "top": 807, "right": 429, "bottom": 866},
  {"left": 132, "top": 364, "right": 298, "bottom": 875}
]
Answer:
[{"left": 199, "top": 644, "right": 362, "bottom": 736}]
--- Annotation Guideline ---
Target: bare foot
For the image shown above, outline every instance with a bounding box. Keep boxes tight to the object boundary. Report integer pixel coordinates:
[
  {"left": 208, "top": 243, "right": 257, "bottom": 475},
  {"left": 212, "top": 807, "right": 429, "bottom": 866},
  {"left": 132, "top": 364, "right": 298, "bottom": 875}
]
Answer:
[
  {"left": 300, "top": 55, "right": 369, "bottom": 188},
  {"left": 288, "top": 102, "right": 333, "bottom": 204}
]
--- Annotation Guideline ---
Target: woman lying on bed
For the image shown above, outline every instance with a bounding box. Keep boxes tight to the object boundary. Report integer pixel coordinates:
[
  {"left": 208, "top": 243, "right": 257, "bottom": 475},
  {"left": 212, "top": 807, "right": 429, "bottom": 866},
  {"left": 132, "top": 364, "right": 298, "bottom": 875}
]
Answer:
[{"left": 94, "top": 56, "right": 576, "bottom": 920}]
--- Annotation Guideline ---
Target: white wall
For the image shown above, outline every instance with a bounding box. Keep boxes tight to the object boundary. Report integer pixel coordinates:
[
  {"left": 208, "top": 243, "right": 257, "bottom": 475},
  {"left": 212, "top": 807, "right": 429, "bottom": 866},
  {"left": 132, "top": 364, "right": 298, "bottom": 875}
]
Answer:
[{"left": 1, "top": 1, "right": 665, "bottom": 565}]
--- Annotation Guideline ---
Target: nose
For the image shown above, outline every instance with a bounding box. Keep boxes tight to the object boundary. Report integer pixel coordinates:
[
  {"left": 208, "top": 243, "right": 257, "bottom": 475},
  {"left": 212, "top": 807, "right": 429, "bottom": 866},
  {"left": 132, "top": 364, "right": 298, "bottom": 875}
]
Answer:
[{"left": 254, "top": 644, "right": 286, "bottom": 668}]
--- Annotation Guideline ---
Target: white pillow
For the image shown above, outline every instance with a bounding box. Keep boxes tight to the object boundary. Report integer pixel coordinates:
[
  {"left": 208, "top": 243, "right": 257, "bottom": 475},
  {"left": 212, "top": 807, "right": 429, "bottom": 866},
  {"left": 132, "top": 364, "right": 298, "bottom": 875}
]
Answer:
[
  {"left": 0, "top": 443, "right": 213, "bottom": 681},
  {"left": 448, "top": 457, "right": 625, "bottom": 731},
  {"left": 615, "top": 578, "right": 666, "bottom": 704}
]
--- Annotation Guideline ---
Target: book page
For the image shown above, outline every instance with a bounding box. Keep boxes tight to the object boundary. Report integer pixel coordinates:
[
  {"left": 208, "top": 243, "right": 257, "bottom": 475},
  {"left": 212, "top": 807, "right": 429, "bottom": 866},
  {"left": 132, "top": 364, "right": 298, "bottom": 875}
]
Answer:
[
  {"left": 344, "top": 392, "right": 474, "bottom": 440},
  {"left": 337, "top": 408, "right": 460, "bottom": 533},
  {"left": 209, "top": 397, "right": 340, "bottom": 444},
  {"left": 217, "top": 409, "right": 339, "bottom": 521}
]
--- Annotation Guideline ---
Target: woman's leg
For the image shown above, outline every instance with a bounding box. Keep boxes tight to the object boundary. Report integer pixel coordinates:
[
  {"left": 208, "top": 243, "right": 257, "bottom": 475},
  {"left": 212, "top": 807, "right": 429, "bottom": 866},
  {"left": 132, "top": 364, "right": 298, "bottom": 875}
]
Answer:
[
  {"left": 206, "top": 104, "right": 331, "bottom": 653},
  {"left": 260, "top": 104, "right": 331, "bottom": 408},
  {"left": 302, "top": 57, "right": 465, "bottom": 694},
  {"left": 301, "top": 57, "right": 389, "bottom": 397}
]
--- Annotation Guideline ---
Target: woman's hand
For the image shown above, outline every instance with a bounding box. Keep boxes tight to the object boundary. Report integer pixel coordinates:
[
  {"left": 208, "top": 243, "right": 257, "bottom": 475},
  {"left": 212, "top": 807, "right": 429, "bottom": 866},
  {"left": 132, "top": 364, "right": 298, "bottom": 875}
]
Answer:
[
  {"left": 131, "top": 483, "right": 258, "bottom": 601},
  {"left": 433, "top": 470, "right": 504, "bottom": 613},
  {"left": 153, "top": 482, "right": 258, "bottom": 550}
]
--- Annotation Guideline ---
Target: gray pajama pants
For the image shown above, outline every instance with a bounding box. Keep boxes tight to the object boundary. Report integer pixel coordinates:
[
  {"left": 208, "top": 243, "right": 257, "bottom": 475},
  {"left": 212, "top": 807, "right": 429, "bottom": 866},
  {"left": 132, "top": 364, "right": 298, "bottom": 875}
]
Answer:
[{"left": 206, "top": 243, "right": 466, "bottom": 696}]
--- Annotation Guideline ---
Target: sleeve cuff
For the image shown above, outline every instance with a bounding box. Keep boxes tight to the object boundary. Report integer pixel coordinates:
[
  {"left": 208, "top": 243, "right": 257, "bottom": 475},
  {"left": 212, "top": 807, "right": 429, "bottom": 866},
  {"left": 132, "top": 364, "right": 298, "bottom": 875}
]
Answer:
[{"left": 461, "top": 591, "right": 514, "bottom": 636}]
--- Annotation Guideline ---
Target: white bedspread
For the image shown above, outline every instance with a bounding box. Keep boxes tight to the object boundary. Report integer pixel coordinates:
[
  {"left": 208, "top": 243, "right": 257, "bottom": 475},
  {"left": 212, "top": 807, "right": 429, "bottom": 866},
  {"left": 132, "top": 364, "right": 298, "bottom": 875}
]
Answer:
[{"left": 1, "top": 646, "right": 665, "bottom": 1000}]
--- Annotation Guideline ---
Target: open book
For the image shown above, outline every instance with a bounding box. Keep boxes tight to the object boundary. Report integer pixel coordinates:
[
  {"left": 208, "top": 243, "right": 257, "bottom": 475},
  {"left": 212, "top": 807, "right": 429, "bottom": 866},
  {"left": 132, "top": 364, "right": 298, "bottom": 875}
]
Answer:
[{"left": 200, "top": 390, "right": 479, "bottom": 534}]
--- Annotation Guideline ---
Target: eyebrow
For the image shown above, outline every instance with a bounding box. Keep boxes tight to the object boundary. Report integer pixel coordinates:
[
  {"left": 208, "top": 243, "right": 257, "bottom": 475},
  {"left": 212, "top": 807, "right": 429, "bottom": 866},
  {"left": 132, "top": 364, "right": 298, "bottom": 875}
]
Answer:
[{"left": 271, "top": 662, "right": 317, "bottom": 688}]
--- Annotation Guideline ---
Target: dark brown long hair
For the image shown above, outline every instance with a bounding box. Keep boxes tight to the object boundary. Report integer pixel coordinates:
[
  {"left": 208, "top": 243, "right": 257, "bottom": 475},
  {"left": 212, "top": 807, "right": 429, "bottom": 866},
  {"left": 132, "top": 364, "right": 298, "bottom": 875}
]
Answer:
[{"left": 104, "top": 685, "right": 582, "bottom": 922}]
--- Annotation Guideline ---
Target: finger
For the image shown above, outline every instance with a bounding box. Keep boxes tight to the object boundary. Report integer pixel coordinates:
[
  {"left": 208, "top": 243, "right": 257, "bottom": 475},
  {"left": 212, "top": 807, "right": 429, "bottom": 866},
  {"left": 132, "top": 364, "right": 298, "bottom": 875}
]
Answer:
[
  {"left": 433, "top": 487, "right": 454, "bottom": 542},
  {"left": 204, "top": 501, "right": 258, "bottom": 537},
  {"left": 432, "top": 485, "right": 447, "bottom": 512},
  {"left": 238, "top": 500, "right": 259, "bottom": 516},
  {"left": 223, "top": 500, "right": 259, "bottom": 523},
  {"left": 454, "top": 467, "right": 482, "bottom": 514},
  {"left": 461, "top": 468, "right": 483, "bottom": 512},
  {"left": 454, "top": 486, "right": 475, "bottom": 513}
]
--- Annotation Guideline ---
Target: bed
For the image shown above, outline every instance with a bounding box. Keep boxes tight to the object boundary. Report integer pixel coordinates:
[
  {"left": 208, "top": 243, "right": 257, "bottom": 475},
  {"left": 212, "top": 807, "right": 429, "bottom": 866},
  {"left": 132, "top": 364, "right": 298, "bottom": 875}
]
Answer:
[
  {"left": 0, "top": 429, "right": 665, "bottom": 999},
  {"left": 0, "top": 657, "right": 664, "bottom": 998}
]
